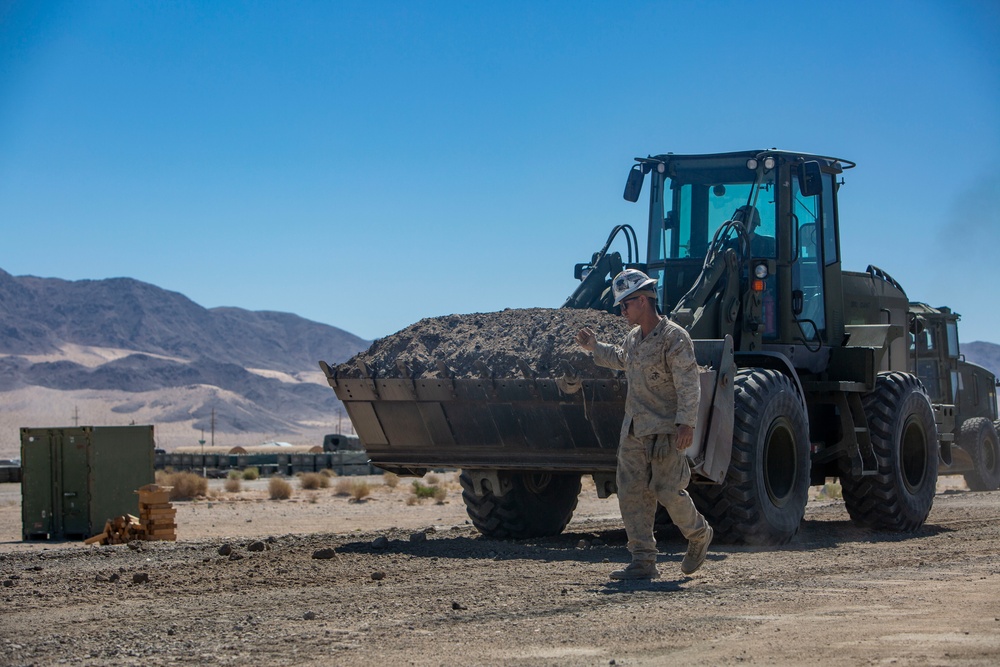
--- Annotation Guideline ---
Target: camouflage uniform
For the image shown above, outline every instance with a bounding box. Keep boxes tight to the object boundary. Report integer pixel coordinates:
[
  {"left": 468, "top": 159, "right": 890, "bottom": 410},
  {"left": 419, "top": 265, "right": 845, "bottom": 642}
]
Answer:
[{"left": 592, "top": 316, "right": 710, "bottom": 563}]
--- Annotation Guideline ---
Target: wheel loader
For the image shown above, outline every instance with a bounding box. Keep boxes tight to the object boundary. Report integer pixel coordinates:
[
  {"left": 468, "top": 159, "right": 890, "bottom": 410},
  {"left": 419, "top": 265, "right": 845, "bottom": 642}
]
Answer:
[
  {"left": 321, "top": 149, "right": 946, "bottom": 546},
  {"left": 908, "top": 302, "right": 1000, "bottom": 490}
]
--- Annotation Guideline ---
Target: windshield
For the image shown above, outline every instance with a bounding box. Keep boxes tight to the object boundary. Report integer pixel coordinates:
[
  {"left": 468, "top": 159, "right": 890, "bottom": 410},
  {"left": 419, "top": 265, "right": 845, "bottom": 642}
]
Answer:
[{"left": 650, "top": 160, "right": 777, "bottom": 263}]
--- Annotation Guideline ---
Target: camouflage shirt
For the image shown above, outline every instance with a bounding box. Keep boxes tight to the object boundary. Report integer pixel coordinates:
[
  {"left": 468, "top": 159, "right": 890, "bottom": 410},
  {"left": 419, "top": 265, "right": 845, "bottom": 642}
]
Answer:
[{"left": 591, "top": 316, "right": 700, "bottom": 438}]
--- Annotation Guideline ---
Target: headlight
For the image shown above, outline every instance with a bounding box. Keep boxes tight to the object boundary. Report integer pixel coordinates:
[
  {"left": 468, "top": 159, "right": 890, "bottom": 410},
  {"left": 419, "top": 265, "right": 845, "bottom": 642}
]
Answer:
[{"left": 754, "top": 263, "right": 769, "bottom": 279}]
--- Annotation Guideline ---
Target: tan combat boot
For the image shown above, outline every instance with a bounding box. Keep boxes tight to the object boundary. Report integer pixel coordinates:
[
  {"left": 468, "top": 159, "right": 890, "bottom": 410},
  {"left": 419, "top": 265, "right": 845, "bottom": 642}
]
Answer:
[
  {"left": 681, "top": 525, "right": 713, "bottom": 575},
  {"left": 610, "top": 559, "right": 658, "bottom": 580}
]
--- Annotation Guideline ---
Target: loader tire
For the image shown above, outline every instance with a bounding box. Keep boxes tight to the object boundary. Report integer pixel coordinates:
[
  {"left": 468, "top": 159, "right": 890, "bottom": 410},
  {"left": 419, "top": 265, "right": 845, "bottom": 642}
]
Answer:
[
  {"left": 689, "top": 368, "right": 810, "bottom": 546},
  {"left": 959, "top": 417, "right": 1000, "bottom": 491},
  {"left": 459, "top": 471, "right": 581, "bottom": 539},
  {"left": 840, "top": 372, "right": 938, "bottom": 531}
]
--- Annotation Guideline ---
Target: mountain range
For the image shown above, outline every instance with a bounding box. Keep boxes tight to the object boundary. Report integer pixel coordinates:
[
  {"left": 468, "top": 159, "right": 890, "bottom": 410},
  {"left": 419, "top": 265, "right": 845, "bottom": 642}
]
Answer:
[{"left": 0, "top": 268, "right": 369, "bottom": 457}]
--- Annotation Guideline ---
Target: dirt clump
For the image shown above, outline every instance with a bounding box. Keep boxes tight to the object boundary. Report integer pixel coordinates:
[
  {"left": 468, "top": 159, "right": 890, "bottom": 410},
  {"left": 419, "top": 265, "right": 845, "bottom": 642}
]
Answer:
[{"left": 335, "top": 307, "right": 632, "bottom": 380}]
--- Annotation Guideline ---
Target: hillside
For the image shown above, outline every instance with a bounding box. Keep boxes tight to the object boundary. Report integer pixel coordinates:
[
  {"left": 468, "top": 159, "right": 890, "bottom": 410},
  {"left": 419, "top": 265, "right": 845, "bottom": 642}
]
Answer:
[{"left": 0, "top": 268, "right": 370, "bottom": 457}]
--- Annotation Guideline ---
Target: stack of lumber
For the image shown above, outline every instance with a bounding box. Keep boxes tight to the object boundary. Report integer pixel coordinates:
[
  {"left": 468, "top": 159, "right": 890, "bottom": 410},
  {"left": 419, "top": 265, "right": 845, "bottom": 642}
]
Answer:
[
  {"left": 137, "top": 484, "right": 177, "bottom": 541},
  {"left": 83, "top": 484, "right": 178, "bottom": 545},
  {"left": 84, "top": 514, "right": 144, "bottom": 545}
]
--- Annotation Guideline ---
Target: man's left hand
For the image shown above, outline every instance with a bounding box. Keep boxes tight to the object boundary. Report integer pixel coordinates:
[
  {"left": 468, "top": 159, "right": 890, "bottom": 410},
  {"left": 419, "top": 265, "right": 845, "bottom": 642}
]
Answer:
[{"left": 675, "top": 424, "right": 693, "bottom": 451}]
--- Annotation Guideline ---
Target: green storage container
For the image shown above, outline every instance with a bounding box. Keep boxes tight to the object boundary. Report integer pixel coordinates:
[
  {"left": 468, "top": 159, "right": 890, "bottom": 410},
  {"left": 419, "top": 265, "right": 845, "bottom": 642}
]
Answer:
[{"left": 20, "top": 425, "right": 155, "bottom": 540}]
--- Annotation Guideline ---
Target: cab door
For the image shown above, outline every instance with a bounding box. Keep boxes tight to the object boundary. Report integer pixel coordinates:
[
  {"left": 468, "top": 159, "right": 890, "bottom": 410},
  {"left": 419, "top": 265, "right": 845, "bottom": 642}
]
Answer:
[{"left": 790, "top": 175, "right": 827, "bottom": 342}]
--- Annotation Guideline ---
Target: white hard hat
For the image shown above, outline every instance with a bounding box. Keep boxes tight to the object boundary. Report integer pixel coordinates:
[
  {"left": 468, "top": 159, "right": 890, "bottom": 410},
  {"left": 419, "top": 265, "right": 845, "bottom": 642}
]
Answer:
[{"left": 612, "top": 269, "right": 657, "bottom": 306}]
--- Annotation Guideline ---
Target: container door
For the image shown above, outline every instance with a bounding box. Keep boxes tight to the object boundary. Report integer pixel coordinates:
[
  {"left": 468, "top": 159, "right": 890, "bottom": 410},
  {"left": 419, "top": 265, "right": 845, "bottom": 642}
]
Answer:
[
  {"left": 59, "top": 431, "right": 91, "bottom": 538},
  {"left": 20, "top": 430, "right": 55, "bottom": 539}
]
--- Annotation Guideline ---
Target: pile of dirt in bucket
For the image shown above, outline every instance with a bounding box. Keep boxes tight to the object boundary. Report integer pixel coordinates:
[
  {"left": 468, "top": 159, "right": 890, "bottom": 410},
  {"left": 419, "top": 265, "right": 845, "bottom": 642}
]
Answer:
[{"left": 335, "top": 308, "right": 633, "bottom": 379}]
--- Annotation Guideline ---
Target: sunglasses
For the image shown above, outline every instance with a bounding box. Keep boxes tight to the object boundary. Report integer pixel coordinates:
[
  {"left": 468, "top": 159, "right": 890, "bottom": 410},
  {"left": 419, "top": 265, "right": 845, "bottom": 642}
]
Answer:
[{"left": 619, "top": 297, "right": 641, "bottom": 312}]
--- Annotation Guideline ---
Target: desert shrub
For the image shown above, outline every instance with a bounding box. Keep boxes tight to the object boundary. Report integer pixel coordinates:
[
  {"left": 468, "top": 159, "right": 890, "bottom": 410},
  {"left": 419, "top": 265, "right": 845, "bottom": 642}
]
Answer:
[
  {"left": 224, "top": 477, "right": 241, "bottom": 493},
  {"left": 299, "top": 472, "right": 330, "bottom": 490},
  {"left": 242, "top": 467, "right": 260, "bottom": 481},
  {"left": 351, "top": 481, "right": 371, "bottom": 502},
  {"left": 433, "top": 486, "right": 448, "bottom": 503},
  {"left": 227, "top": 469, "right": 241, "bottom": 480},
  {"left": 412, "top": 481, "right": 440, "bottom": 500},
  {"left": 405, "top": 495, "right": 419, "bottom": 506},
  {"left": 268, "top": 477, "right": 293, "bottom": 500},
  {"left": 159, "top": 471, "right": 207, "bottom": 500},
  {"left": 320, "top": 468, "right": 337, "bottom": 478},
  {"left": 425, "top": 473, "right": 441, "bottom": 485},
  {"left": 817, "top": 481, "right": 843, "bottom": 500},
  {"left": 383, "top": 472, "right": 400, "bottom": 489},
  {"left": 334, "top": 478, "right": 354, "bottom": 496}
]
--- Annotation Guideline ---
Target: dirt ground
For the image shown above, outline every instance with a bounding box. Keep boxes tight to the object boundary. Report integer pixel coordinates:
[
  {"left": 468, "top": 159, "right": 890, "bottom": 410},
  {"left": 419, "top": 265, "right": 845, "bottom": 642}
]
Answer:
[{"left": 1, "top": 474, "right": 998, "bottom": 667}]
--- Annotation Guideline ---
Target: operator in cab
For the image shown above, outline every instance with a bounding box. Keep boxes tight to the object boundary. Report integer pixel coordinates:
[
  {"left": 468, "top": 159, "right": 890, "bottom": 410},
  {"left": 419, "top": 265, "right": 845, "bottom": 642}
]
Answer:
[{"left": 575, "top": 269, "right": 713, "bottom": 579}]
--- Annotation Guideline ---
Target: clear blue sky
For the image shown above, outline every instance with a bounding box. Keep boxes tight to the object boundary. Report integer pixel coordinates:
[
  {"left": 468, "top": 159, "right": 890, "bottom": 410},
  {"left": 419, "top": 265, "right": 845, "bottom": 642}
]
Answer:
[{"left": 2, "top": 1, "right": 998, "bottom": 344}]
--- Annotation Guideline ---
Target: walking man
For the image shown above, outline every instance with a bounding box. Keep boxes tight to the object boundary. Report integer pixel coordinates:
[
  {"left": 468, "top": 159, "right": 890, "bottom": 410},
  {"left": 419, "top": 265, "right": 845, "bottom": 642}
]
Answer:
[{"left": 576, "top": 269, "right": 713, "bottom": 579}]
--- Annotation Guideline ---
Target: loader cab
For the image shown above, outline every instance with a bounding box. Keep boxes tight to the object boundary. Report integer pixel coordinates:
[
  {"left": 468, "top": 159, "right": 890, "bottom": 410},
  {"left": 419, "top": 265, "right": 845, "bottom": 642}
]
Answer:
[
  {"left": 635, "top": 150, "right": 850, "bottom": 356},
  {"left": 908, "top": 304, "right": 999, "bottom": 421},
  {"left": 909, "top": 305, "right": 960, "bottom": 404}
]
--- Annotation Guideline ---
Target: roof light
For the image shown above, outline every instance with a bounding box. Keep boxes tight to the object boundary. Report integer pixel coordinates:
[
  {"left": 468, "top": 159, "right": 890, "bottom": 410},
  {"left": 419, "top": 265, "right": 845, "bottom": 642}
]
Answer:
[
  {"left": 746, "top": 158, "right": 758, "bottom": 170},
  {"left": 656, "top": 162, "right": 666, "bottom": 174},
  {"left": 763, "top": 156, "right": 776, "bottom": 170}
]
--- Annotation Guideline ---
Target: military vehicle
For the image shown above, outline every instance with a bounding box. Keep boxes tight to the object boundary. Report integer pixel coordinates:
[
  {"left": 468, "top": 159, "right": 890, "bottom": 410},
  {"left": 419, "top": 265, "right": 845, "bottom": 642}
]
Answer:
[
  {"left": 909, "top": 303, "right": 1000, "bottom": 490},
  {"left": 321, "top": 149, "right": 945, "bottom": 546}
]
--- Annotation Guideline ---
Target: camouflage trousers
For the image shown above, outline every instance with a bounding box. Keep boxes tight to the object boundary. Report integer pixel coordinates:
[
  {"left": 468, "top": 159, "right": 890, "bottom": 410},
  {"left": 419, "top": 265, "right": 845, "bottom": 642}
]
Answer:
[{"left": 617, "top": 430, "right": 709, "bottom": 562}]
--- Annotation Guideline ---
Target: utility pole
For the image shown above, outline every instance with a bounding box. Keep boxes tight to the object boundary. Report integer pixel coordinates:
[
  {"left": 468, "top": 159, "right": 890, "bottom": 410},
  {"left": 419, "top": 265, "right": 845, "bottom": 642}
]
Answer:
[
  {"left": 72, "top": 406, "right": 79, "bottom": 427},
  {"left": 199, "top": 429, "right": 206, "bottom": 478},
  {"left": 211, "top": 407, "right": 215, "bottom": 448}
]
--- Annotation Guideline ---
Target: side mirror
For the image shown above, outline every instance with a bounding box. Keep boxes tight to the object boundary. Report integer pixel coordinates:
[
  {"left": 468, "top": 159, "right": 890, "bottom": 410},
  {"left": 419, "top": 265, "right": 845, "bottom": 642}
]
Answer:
[
  {"left": 792, "top": 289, "right": 804, "bottom": 316},
  {"left": 623, "top": 165, "right": 645, "bottom": 202},
  {"left": 574, "top": 263, "right": 593, "bottom": 281},
  {"left": 797, "top": 161, "right": 823, "bottom": 197}
]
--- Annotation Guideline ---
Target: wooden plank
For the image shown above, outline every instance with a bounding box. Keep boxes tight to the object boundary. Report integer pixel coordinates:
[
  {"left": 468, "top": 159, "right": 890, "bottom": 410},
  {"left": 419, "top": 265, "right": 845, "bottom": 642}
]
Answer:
[{"left": 84, "top": 530, "right": 108, "bottom": 545}]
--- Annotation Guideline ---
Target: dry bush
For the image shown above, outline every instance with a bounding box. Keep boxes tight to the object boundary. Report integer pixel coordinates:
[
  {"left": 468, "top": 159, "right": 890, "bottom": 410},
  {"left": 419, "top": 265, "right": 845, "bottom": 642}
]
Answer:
[
  {"left": 320, "top": 468, "right": 337, "bottom": 478},
  {"left": 334, "top": 477, "right": 354, "bottom": 496},
  {"left": 268, "top": 477, "right": 293, "bottom": 500},
  {"left": 242, "top": 467, "right": 260, "bottom": 481},
  {"left": 433, "top": 486, "right": 448, "bottom": 503},
  {"left": 157, "top": 471, "right": 207, "bottom": 500},
  {"left": 227, "top": 469, "right": 241, "bottom": 480},
  {"left": 383, "top": 472, "right": 400, "bottom": 489},
  {"left": 224, "top": 477, "right": 241, "bottom": 493},
  {"left": 818, "top": 481, "right": 843, "bottom": 500},
  {"left": 351, "top": 481, "right": 372, "bottom": 502},
  {"left": 425, "top": 473, "right": 441, "bottom": 485},
  {"left": 299, "top": 472, "right": 330, "bottom": 490},
  {"left": 405, "top": 495, "right": 419, "bottom": 506}
]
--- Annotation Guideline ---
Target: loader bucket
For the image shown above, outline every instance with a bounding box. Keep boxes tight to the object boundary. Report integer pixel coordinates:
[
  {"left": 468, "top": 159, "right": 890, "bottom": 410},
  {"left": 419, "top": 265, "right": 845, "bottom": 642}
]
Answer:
[{"left": 319, "top": 335, "right": 735, "bottom": 482}]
